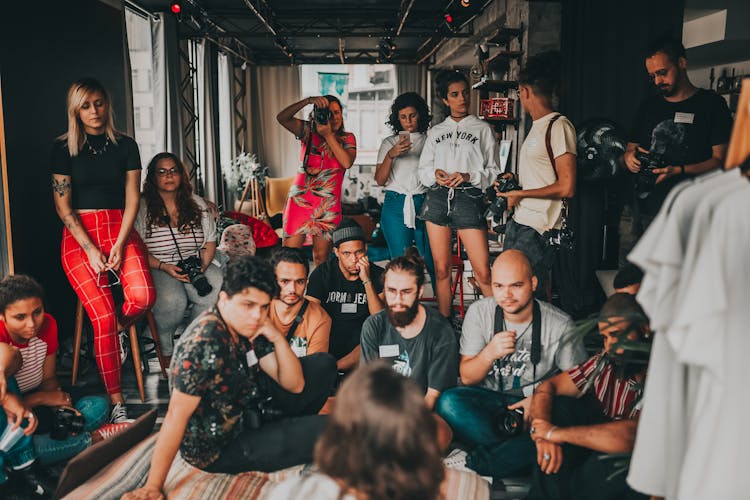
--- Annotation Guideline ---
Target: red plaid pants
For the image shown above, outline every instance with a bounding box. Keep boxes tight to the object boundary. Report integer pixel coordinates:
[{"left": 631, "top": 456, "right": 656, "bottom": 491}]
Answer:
[{"left": 61, "top": 210, "right": 155, "bottom": 395}]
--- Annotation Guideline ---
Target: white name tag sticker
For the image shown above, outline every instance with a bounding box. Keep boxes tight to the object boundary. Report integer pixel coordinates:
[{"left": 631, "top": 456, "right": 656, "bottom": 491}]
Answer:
[
  {"left": 341, "top": 303, "right": 357, "bottom": 313},
  {"left": 379, "top": 344, "right": 400, "bottom": 357},
  {"left": 291, "top": 345, "right": 307, "bottom": 358},
  {"left": 674, "top": 112, "right": 694, "bottom": 124},
  {"left": 246, "top": 349, "right": 259, "bottom": 367}
]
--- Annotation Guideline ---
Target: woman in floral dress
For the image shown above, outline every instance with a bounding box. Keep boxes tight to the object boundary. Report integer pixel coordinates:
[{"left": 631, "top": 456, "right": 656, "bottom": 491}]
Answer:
[{"left": 277, "top": 95, "right": 357, "bottom": 265}]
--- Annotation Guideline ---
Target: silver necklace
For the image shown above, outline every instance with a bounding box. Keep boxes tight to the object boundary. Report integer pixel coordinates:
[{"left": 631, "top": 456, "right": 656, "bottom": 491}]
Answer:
[{"left": 85, "top": 135, "right": 110, "bottom": 155}]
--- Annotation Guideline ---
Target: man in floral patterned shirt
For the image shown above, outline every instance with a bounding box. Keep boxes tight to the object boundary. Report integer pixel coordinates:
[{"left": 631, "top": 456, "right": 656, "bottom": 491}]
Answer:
[{"left": 125, "top": 256, "right": 329, "bottom": 500}]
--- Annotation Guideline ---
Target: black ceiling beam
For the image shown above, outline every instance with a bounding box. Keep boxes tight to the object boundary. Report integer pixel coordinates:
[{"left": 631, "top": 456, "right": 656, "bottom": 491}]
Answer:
[
  {"left": 217, "top": 30, "right": 472, "bottom": 39},
  {"left": 240, "top": 0, "right": 293, "bottom": 59}
]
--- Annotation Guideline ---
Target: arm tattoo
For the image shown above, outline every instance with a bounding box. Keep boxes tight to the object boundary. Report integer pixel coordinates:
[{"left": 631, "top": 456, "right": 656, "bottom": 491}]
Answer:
[
  {"left": 52, "top": 177, "right": 71, "bottom": 197},
  {"left": 62, "top": 213, "right": 79, "bottom": 231}
]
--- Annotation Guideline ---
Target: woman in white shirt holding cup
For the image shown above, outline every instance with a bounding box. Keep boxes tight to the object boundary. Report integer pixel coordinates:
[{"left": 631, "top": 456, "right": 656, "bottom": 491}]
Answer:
[{"left": 374, "top": 92, "right": 434, "bottom": 279}]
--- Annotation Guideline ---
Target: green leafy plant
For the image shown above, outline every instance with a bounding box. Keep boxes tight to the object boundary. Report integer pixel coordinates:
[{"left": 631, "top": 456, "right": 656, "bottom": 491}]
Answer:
[{"left": 223, "top": 152, "right": 269, "bottom": 198}]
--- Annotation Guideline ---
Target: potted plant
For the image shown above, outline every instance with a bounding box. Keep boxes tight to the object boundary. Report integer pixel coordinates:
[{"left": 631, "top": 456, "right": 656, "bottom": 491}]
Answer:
[{"left": 223, "top": 152, "right": 269, "bottom": 216}]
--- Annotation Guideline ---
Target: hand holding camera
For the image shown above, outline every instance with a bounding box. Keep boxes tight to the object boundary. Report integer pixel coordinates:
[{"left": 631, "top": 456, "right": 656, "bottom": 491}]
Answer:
[
  {"left": 309, "top": 96, "right": 334, "bottom": 136},
  {"left": 624, "top": 145, "right": 649, "bottom": 173},
  {"left": 161, "top": 262, "right": 191, "bottom": 283}
]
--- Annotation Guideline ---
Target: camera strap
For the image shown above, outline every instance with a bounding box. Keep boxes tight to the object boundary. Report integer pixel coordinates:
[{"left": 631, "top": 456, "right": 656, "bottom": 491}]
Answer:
[
  {"left": 545, "top": 114, "right": 570, "bottom": 226},
  {"left": 162, "top": 214, "right": 202, "bottom": 264},
  {"left": 493, "top": 299, "right": 542, "bottom": 373},
  {"left": 301, "top": 122, "right": 315, "bottom": 172},
  {"left": 285, "top": 299, "right": 309, "bottom": 342}
]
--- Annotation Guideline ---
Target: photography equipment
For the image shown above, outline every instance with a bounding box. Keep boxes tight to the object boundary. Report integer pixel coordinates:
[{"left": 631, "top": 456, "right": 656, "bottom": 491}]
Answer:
[
  {"left": 176, "top": 255, "right": 213, "bottom": 297},
  {"left": 543, "top": 200, "right": 575, "bottom": 250},
  {"left": 244, "top": 384, "right": 284, "bottom": 430},
  {"left": 312, "top": 106, "right": 332, "bottom": 125},
  {"left": 162, "top": 215, "right": 213, "bottom": 297},
  {"left": 486, "top": 173, "right": 521, "bottom": 233},
  {"left": 575, "top": 119, "right": 626, "bottom": 182},
  {"left": 494, "top": 407, "right": 524, "bottom": 437},
  {"left": 50, "top": 407, "right": 86, "bottom": 440},
  {"left": 633, "top": 149, "right": 665, "bottom": 199},
  {"left": 545, "top": 114, "right": 575, "bottom": 249}
]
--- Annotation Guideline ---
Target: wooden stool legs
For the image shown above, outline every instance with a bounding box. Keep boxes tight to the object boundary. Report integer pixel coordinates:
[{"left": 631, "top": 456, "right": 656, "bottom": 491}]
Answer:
[
  {"left": 145, "top": 312, "right": 168, "bottom": 378},
  {"left": 70, "top": 299, "right": 167, "bottom": 402},
  {"left": 71, "top": 300, "right": 84, "bottom": 386},
  {"left": 128, "top": 323, "right": 145, "bottom": 402}
]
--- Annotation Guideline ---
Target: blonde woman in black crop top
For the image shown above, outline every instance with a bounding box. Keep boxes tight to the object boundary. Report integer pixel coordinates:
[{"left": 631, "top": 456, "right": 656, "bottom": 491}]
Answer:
[{"left": 50, "top": 78, "right": 155, "bottom": 423}]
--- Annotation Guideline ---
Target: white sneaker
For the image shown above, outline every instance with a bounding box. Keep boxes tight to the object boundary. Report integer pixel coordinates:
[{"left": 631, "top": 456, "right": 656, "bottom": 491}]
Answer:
[
  {"left": 109, "top": 402, "right": 132, "bottom": 424},
  {"left": 443, "top": 448, "right": 470, "bottom": 471}
]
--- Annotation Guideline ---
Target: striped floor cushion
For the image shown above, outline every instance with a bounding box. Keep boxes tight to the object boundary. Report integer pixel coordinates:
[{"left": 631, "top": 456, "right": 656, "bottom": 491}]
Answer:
[{"left": 63, "top": 434, "right": 489, "bottom": 499}]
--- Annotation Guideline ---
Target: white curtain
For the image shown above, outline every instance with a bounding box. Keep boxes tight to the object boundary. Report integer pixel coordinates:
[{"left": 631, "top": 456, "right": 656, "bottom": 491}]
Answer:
[
  {"left": 249, "top": 65, "right": 301, "bottom": 177},
  {"left": 161, "top": 14, "right": 183, "bottom": 157},
  {"left": 396, "top": 64, "right": 429, "bottom": 98},
  {"left": 217, "top": 51, "right": 234, "bottom": 206},
  {"left": 198, "top": 41, "right": 219, "bottom": 202}
]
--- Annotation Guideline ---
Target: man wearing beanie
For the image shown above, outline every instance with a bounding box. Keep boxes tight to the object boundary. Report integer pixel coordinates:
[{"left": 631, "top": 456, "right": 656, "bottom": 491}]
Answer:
[{"left": 307, "top": 219, "right": 384, "bottom": 373}]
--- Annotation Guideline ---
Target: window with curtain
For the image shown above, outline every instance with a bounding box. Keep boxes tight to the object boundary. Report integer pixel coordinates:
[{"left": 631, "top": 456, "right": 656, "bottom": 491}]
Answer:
[
  {"left": 124, "top": 8, "right": 162, "bottom": 168},
  {"left": 217, "top": 51, "right": 234, "bottom": 206}
]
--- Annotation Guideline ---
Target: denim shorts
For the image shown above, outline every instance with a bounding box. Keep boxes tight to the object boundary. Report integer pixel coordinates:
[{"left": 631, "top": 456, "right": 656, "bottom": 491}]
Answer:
[{"left": 419, "top": 185, "right": 487, "bottom": 229}]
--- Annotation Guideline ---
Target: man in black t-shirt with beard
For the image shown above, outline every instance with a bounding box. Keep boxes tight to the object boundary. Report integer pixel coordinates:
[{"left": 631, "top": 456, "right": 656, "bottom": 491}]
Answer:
[
  {"left": 307, "top": 219, "right": 384, "bottom": 372},
  {"left": 360, "top": 249, "right": 457, "bottom": 410},
  {"left": 622, "top": 36, "right": 733, "bottom": 230}
]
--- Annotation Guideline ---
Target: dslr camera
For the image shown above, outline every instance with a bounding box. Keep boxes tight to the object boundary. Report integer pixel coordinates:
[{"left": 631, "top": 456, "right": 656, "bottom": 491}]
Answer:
[
  {"left": 486, "top": 174, "right": 521, "bottom": 233},
  {"left": 634, "top": 150, "right": 666, "bottom": 198},
  {"left": 245, "top": 384, "right": 284, "bottom": 430},
  {"left": 494, "top": 407, "right": 524, "bottom": 437},
  {"left": 50, "top": 407, "right": 86, "bottom": 440},
  {"left": 177, "top": 255, "right": 213, "bottom": 297},
  {"left": 544, "top": 223, "right": 575, "bottom": 251},
  {"left": 312, "top": 106, "right": 332, "bottom": 125}
]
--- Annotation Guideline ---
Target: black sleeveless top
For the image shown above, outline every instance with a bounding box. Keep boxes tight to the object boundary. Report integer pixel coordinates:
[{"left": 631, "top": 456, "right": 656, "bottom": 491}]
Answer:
[{"left": 50, "top": 133, "right": 142, "bottom": 209}]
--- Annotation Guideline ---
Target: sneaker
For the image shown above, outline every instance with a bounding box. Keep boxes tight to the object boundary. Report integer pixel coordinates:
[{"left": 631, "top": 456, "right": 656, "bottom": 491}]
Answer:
[
  {"left": 109, "top": 402, "right": 131, "bottom": 424},
  {"left": 443, "top": 448, "right": 470, "bottom": 471},
  {"left": 118, "top": 330, "right": 128, "bottom": 364},
  {"left": 11, "top": 463, "right": 55, "bottom": 498},
  {"left": 92, "top": 422, "right": 131, "bottom": 442}
]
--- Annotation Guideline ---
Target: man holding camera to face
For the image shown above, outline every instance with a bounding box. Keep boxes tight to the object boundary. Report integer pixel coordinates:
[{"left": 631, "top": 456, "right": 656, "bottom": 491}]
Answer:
[
  {"left": 436, "top": 250, "right": 586, "bottom": 481},
  {"left": 622, "top": 36, "right": 732, "bottom": 234},
  {"left": 125, "top": 256, "right": 332, "bottom": 500}
]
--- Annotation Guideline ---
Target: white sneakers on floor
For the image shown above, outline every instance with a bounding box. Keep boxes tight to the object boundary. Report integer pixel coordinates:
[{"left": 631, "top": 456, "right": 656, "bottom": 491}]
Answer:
[{"left": 109, "top": 402, "right": 131, "bottom": 424}]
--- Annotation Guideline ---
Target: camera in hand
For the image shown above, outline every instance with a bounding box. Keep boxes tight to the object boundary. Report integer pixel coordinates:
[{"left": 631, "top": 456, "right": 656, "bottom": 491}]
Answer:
[
  {"left": 486, "top": 174, "right": 521, "bottom": 233},
  {"left": 177, "top": 255, "right": 213, "bottom": 297},
  {"left": 245, "top": 384, "right": 284, "bottom": 430},
  {"left": 313, "top": 106, "right": 332, "bottom": 125},
  {"left": 634, "top": 150, "right": 665, "bottom": 199},
  {"left": 494, "top": 407, "right": 524, "bottom": 437},
  {"left": 50, "top": 407, "right": 86, "bottom": 440}
]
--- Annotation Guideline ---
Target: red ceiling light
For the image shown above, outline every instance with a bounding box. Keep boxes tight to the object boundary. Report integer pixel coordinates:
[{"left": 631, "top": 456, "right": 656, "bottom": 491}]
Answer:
[
  {"left": 444, "top": 13, "right": 453, "bottom": 24},
  {"left": 170, "top": 1, "right": 181, "bottom": 14}
]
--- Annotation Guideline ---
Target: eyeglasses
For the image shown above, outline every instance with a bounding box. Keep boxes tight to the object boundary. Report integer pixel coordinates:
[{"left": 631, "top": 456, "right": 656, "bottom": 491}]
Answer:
[
  {"left": 156, "top": 167, "right": 180, "bottom": 177},
  {"left": 96, "top": 269, "right": 121, "bottom": 288}
]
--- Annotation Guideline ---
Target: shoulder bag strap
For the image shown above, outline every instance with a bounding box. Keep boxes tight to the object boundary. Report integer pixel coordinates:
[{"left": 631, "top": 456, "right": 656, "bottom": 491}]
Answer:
[
  {"left": 286, "top": 299, "right": 310, "bottom": 342},
  {"left": 544, "top": 113, "right": 569, "bottom": 225}
]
